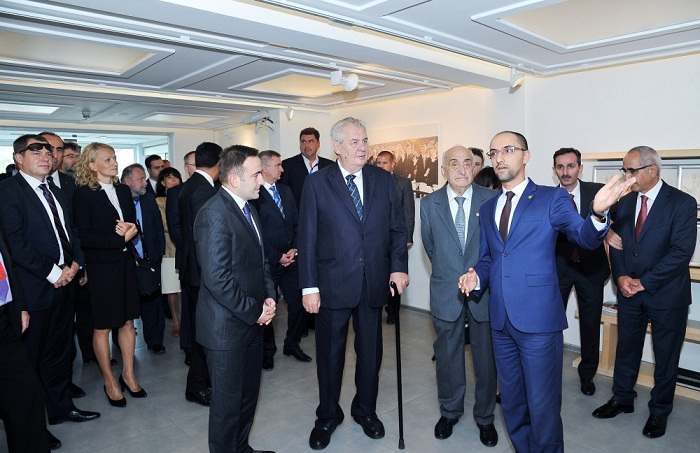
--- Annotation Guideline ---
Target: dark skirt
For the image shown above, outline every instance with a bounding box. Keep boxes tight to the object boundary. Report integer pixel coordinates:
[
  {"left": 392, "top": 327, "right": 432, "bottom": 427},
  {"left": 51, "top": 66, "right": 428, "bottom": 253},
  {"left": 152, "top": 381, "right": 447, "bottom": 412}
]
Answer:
[{"left": 88, "top": 250, "right": 141, "bottom": 329}]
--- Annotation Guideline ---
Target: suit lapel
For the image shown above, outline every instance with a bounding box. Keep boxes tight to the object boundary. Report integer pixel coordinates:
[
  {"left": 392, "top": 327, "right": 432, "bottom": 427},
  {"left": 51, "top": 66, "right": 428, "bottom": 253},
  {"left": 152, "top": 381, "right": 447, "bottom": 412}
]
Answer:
[
  {"left": 465, "top": 187, "right": 485, "bottom": 248},
  {"left": 434, "top": 185, "right": 462, "bottom": 249},
  {"left": 222, "top": 191, "right": 261, "bottom": 246},
  {"left": 507, "top": 180, "right": 537, "bottom": 242},
  {"left": 637, "top": 182, "right": 669, "bottom": 242},
  {"left": 260, "top": 186, "right": 284, "bottom": 221},
  {"left": 17, "top": 175, "right": 57, "bottom": 235},
  {"left": 361, "top": 167, "right": 374, "bottom": 223},
  {"left": 328, "top": 164, "right": 361, "bottom": 223}
]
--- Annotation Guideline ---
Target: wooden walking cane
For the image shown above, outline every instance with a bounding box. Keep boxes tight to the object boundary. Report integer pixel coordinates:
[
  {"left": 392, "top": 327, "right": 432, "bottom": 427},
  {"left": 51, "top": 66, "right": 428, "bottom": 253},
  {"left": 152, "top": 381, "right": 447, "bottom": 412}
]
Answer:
[{"left": 390, "top": 281, "right": 405, "bottom": 449}]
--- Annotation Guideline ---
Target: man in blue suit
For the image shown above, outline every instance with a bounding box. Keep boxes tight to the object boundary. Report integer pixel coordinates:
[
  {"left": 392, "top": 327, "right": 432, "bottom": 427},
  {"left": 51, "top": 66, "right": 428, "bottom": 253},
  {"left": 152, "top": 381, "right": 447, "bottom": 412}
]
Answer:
[
  {"left": 298, "top": 117, "right": 409, "bottom": 450},
  {"left": 421, "top": 146, "right": 499, "bottom": 446},
  {"left": 459, "top": 131, "right": 633, "bottom": 453},
  {"left": 592, "top": 146, "right": 696, "bottom": 439}
]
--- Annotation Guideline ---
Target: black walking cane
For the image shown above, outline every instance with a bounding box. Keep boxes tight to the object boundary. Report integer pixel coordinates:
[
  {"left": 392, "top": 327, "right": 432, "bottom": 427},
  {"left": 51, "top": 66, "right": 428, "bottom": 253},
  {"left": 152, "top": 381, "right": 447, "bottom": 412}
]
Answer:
[{"left": 390, "top": 281, "right": 405, "bottom": 449}]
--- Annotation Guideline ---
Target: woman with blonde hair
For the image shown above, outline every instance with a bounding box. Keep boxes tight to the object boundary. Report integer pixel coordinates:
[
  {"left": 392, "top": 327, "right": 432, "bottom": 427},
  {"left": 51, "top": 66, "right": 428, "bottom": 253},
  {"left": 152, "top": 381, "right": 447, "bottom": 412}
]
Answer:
[{"left": 73, "top": 143, "right": 146, "bottom": 407}]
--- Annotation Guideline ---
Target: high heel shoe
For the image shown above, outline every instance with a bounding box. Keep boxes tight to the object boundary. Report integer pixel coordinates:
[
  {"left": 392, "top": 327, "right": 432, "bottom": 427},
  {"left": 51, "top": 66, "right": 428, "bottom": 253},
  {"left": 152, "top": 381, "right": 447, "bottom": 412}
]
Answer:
[
  {"left": 172, "top": 325, "right": 180, "bottom": 337},
  {"left": 104, "top": 385, "right": 126, "bottom": 407},
  {"left": 119, "top": 375, "right": 147, "bottom": 398}
]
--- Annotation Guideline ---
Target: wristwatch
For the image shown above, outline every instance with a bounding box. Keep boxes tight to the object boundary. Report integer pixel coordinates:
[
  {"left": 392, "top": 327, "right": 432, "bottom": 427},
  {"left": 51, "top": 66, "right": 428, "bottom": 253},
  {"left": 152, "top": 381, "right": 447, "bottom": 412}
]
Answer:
[{"left": 589, "top": 201, "right": 607, "bottom": 223}]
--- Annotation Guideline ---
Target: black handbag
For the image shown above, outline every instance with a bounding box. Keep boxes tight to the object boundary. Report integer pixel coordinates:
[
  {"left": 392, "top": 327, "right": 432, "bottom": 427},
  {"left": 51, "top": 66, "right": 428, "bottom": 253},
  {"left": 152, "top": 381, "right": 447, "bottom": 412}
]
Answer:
[{"left": 129, "top": 221, "right": 160, "bottom": 296}]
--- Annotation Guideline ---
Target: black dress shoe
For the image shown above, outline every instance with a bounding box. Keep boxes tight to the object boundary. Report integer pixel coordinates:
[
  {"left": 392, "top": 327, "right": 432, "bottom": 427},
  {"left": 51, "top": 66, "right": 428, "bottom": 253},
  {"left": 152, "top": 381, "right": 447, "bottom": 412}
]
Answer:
[
  {"left": 309, "top": 420, "right": 337, "bottom": 450},
  {"left": 70, "top": 382, "right": 86, "bottom": 398},
  {"left": 184, "top": 351, "right": 192, "bottom": 366},
  {"left": 119, "top": 375, "right": 147, "bottom": 398},
  {"left": 262, "top": 356, "right": 274, "bottom": 370},
  {"left": 47, "top": 430, "right": 61, "bottom": 450},
  {"left": 353, "top": 415, "right": 385, "bottom": 439},
  {"left": 642, "top": 414, "right": 667, "bottom": 438},
  {"left": 580, "top": 378, "right": 596, "bottom": 396},
  {"left": 434, "top": 416, "right": 459, "bottom": 439},
  {"left": 186, "top": 389, "right": 211, "bottom": 406},
  {"left": 592, "top": 400, "right": 634, "bottom": 418},
  {"left": 253, "top": 450, "right": 276, "bottom": 453},
  {"left": 104, "top": 385, "right": 126, "bottom": 407},
  {"left": 48, "top": 407, "right": 101, "bottom": 425},
  {"left": 478, "top": 423, "right": 498, "bottom": 447},
  {"left": 283, "top": 348, "right": 312, "bottom": 362},
  {"left": 148, "top": 344, "right": 166, "bottom": 354},
  {"left": 496, "top": 393, "right": 501, "bottom": 404}
]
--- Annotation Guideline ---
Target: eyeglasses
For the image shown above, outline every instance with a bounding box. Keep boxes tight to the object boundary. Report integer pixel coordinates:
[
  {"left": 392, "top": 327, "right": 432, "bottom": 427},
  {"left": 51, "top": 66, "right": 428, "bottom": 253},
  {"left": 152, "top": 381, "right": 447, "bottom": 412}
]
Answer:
[
  {"left": 19, "top": 142, "right": 54, "bottom": 153},
  {"left": 486, "top": 145, "right": 527, "bottom": 158},
  {"left": 619, "top": 164, "right": 651, "bottom": 175}
]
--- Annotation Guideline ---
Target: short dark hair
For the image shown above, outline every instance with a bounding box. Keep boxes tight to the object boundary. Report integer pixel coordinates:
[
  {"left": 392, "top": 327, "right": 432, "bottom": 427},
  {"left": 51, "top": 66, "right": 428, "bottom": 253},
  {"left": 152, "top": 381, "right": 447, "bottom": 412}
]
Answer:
[
  {"left": 121, "top": 163, "right": 145, "bottom": 182},
  {"left": 474, "top": 166, "right": 502, "bottom": 190},
  {"left": 469, "top": 147, "right": 484, "bottom": 160},
  {"left": 13, "top": 134, "right": 50, "bottom": 154},
  {"left": 194, "top": 142, "right": 222, "bottom": 168},
  {"left": 145, "top": 154, "right": 163, "bottom": 170},
  {"left": 63, "top": 142, "right": 81, "bottom": 153},
  {"left": 156, "top": 167, "right": 183, "bottom": 197},
  {"left": 377, "top": 151, "right": 395, "bottom": 162},
  {"left": 299, "top": 127, "right": 320, "bottom": 141},
  {"left": 495, "top": 131, "right": 528, "bottom": 151},
  {"left": 219, "top": 145, "right": 259, "bottom": 182},
  {"left": 39, "top": 131, "right": 62, "bottom": 142},
  {"left": 552, "top": 148, "right": 581, "bottom": 166}
]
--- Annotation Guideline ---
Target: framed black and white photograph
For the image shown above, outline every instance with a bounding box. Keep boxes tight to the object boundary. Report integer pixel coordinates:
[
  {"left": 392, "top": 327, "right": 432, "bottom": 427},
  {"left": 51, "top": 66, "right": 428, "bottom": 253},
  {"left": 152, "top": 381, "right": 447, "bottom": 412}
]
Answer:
[{"left": 679, "top": 165, "right": 700, "bottom": 206}]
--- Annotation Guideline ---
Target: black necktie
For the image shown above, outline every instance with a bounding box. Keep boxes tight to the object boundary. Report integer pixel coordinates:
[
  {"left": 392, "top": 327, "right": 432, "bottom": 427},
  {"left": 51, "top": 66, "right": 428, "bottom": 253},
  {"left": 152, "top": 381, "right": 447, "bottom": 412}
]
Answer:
[
  {"left": 39, "top": 183, "right": 73, "bottom": 266},
  {"left": 499, "top": 191, "right": 515, "bottom": 243},
  {"left": 569, "top": 194, "right": 581, "bottom": 262}
]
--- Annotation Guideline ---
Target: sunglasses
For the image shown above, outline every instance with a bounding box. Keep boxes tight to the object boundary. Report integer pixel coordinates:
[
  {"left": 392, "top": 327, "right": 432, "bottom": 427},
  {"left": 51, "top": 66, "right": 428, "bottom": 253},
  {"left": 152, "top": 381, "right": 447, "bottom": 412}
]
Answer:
[{"left": 19, "top": 142, "right": 54, "bottom": 153}]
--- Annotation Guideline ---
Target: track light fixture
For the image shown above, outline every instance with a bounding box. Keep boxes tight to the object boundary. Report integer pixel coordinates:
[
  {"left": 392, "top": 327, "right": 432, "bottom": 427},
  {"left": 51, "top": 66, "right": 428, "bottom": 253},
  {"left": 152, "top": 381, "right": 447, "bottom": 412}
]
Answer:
[
  {"left": 510, "top": 67, "right": 525, "bottom": 89},
  {"left": 286, "top": 106, "right": 294, "bottom": 121},
  {"left": 330, "top": 70, "right": 359, "bottom": 92}
]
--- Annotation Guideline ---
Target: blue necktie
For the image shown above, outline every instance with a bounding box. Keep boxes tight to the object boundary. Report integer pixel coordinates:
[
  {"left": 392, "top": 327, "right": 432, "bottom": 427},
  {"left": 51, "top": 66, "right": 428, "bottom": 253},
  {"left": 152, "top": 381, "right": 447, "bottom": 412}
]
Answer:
[
  {"left": 346, "top": 174, "right": 363, "bottom": 220},
  {"left": 455, "top": 196, "right": 466, "bottom": 248},
  {"left": 270, "top": 184, "right": 285, "bottom": 218},
  {"left": 243, "top": 203, "right": 260, "bottom": 243},
  {"left": 133, "top": 198, "right": 144, "bottom": 258}
]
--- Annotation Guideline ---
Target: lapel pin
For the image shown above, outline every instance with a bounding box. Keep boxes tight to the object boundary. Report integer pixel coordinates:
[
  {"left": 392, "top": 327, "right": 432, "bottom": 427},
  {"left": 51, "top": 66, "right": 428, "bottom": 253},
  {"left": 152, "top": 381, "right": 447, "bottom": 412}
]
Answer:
[{"left": 528, "top": 195, "right": 534, "bottom": 199}]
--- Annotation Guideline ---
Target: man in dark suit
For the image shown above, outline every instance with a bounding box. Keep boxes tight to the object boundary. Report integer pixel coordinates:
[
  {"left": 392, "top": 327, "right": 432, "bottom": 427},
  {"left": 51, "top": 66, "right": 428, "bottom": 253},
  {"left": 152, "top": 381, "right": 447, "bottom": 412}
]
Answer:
[
  {"left": 40, "top": 131, "right": 92, "bottom": 395},
  {"left": 195, "top": 145, "right": 276, "bottom": 453},
  {"left": 251, "top": 150, "right": 311, "bottom": 371},
  {"left": 179, "top": 142, "right": 221, "bottom": 406},
  {"left": 421, "top": 146, "right": 499, "bottom": 447},
  {"left": 459, "top": 131, "right": 632, "bottom": 453},
  {"left": 121, "top": 164, "right": 166, "bottom": 354},
  {"left": 145, "top": 154, "right": 165, "bottom": 196},
  {"left": 298, "top": 117, "right": 409, "bottom": 450},
  {"left": 0, "top": 225, "right": 54, "bottom": 451},
  {"left": 553, "top": 148, "right": 609, "bottom": 396},
  {"left": 280, "top": 127, "right": 334, "bottom": 210},
  {"left": 59, "top": 141, "right": 80, "bottom": 177},
  {"left": 0, "top": 135, "right": 100, "bottom": 435},
  {"left": 592, "top": 146, "right": 696, "bottom": 439},
  {"left": 374, "top": 150, "right": 415, "bottom": 325}
]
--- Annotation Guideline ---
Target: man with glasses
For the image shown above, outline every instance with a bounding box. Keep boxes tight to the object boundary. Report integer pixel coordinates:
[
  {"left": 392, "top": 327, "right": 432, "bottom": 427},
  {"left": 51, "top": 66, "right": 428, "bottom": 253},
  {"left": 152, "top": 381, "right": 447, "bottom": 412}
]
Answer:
[
  {"left": 458, "top": 131, "right": 633, "bottom": 453},
  {"left": 60, "top": 142, "right": 81, "bottom": 177},
  {"left": 592, "top": 146, "right": 696, "bottom": 439},
  {"left": 552, "top": 148, "right": 609, "bottom": 397},
  {"left": 421, "top": 146, "right": 499, "bottom": 447}
]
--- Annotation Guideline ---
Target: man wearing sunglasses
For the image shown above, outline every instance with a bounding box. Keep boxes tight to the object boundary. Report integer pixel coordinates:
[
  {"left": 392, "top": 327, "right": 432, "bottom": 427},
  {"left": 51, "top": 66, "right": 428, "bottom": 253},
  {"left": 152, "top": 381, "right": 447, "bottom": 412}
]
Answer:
[
  {"left": 0, "top": 135, "right": 101, "bottom": 449},
  {"left": 458, "top": 131, "right": 634, "bottom": 453}
]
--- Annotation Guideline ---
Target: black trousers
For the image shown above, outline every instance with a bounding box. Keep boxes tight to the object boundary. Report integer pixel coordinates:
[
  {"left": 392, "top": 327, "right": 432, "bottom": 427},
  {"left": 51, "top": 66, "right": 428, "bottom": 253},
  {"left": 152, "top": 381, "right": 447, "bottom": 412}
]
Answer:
[
  {"left": 73, "top": 281, "right": 95, "bottom": 361},
  {"left": 558, "top": 261, "right": 604, "bottom": 381},
  {"left": 140, "top": 290, "right": 165, "bottom": 347},
  {"left": 263, "top": 264, "right": 305, "bottom": 357},
  {"left": 22, "top": 283, "right": 75, "bottom": 418},
  {"left": 183, "top": 283, "right": 210, "bottom": 393},
  {"left": 0, "top": 305, "right": 48, "bottom": 453}
]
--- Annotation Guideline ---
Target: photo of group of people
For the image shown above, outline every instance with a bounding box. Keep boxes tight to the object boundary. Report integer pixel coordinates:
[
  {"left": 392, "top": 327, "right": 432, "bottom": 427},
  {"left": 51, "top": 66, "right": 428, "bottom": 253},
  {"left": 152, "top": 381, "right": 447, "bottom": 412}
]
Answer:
[{"left": 369, "top": 136, "right": 439, "bottom": 197}]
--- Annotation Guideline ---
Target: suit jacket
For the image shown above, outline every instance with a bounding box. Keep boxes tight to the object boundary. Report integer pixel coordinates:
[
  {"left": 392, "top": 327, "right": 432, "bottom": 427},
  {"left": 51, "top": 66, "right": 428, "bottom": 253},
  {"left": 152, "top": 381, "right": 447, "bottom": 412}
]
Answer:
[
  {"left": 280, "top": 154, "right": 334, "bottom": 209},
  {"left": 72, "top": 183, "right": 136, "bottom": 264},
  {"left": 474, "top": 179, "right": 609, "bottom": 333},
  {"left": 135, "top": 192, "right": 165, "bottom": 266},
  {"left": 145, "top": 180, "right": 157, "bottom": 197},
  {"left": 165, "top": 184, "right": 183, "bottom": 268},
  {"left": 0, "top": 174, "right": 84, "bottom": 311},
  {"left": 194, "top": 189, "right": 275, "bottom": 350},
  {"left": 0, "top": 225, "right": 28, "bottom": 336},
  {"left": 298, "top": 163, "right": 408, "bottom": 309},
  {"left": 555, "top": 180, "right": 610, "bottom": 283},
  {"left": 178, "top": 172, "right": 218, "bottom": 287},
  {"left": 54, "top": 171, "right": 77, "bottom": 202},
  {"left": 393, "top": 174, "right": 415, "bottom": 243},
  {"left": 250, "top": 182, "right": 298, "bottom": 273},
  {"left": 610, "top": 181, "right": 696, "bottom": 308},
  {"left": 421, "top": 183, "right": 496, "bottom": 322}
]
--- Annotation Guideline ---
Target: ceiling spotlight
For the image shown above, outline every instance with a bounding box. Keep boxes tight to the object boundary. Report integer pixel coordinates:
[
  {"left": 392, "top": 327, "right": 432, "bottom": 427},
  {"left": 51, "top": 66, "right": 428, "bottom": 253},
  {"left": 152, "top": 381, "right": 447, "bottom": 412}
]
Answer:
[
  {"left": 510, "top": 67, "right": 525, "bottom": 89},
  {"left": 286, "top": 106, "right": 294, "bottom": 121},
  {"left": 330, "top": 70, "right": 359, "bottom": 92}
]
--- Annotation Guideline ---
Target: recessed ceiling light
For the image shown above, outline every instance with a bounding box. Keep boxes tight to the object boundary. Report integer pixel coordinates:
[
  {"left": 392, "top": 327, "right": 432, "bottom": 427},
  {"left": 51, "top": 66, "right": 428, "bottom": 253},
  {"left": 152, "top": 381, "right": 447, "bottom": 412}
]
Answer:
[{"left": 0, "top": 102, "right": 59, "bottom": 115}]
